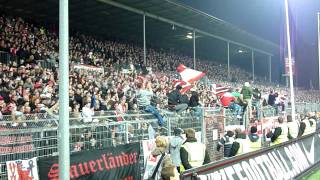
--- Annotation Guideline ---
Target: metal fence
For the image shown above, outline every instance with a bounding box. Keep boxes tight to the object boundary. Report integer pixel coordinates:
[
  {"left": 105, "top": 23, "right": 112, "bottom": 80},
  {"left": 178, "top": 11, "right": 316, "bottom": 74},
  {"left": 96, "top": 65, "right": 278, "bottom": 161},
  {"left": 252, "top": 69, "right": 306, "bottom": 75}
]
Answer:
[
  {"left": 0, "top": 109, "right": 203, "bottom": 179},
  {"left": 0, "top": 103, "right": 320, "bottom": 179}
]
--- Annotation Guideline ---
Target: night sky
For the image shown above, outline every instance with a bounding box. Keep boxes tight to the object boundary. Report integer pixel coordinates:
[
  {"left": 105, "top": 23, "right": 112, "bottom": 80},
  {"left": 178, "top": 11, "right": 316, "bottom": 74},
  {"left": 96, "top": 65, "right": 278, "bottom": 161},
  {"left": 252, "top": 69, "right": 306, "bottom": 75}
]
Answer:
[{"left": 177, "top": 0, "right": 320, "bottom": 88}]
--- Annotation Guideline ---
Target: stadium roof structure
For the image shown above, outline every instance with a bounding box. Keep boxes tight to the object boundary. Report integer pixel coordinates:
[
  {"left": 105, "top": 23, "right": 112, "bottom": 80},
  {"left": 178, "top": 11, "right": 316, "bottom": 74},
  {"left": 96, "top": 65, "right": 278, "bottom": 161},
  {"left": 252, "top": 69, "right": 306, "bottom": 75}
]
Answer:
[{"left": 1, "top": 0, "right": 278, "bottom": 56}]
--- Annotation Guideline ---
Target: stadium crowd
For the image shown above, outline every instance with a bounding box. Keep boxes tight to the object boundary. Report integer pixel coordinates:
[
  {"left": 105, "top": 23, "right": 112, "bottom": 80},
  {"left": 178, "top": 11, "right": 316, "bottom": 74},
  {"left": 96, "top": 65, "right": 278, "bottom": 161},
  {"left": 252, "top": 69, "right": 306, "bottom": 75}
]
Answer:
[
  {"left": 0, "top": 14, "right": 320, "bottom": 180},
  {"left": 0, "top": 15, "right": 319, "bottom": 123}
]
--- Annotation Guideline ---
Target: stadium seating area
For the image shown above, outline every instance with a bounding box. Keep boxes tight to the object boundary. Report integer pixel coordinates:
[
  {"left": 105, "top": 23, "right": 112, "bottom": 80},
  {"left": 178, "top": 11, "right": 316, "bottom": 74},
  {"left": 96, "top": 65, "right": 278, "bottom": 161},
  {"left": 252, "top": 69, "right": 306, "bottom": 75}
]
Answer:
[{"left": 0, "top": 15, "right": 319, "bottom": 119}]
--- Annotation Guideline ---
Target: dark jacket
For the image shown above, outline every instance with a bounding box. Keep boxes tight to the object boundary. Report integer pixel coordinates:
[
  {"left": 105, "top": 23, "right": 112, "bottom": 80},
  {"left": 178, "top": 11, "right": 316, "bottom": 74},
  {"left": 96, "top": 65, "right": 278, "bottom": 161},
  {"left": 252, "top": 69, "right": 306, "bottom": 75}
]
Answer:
[
  {"left": 268, "top": 94, "right": 276, "bottom": 106},
  {"left": 168, "top": 89, "right": 181, "bottom": 105},
  {"left": 253, "top": 88, "right": 261, "bottom": 100},
  {"left": 180, "top": 137, "right": 210, "bottom": 170},
  {"left": 189, "top": 92, "right": 200, "bottom": 107},
  {"left": 180, "top": 94, "right": 189, "bottom": 105}
]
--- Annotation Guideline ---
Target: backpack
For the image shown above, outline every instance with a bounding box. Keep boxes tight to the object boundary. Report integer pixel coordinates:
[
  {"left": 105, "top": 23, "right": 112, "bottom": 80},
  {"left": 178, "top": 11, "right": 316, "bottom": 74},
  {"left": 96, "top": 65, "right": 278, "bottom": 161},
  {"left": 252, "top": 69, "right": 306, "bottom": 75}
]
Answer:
[
  {"left": 271, "top": 127, "right": 282, "bottom": 142},
  {"left": 287, "top": 127, "right": 293, "bottom": 140},
  {"left": 148, "top": 153, "right": 166, "bottom": 180},
  {"left": 298, "top": 122, "right": 306, "bottom": 137},
  {"left": 229, "top": 141, "right": 240, "bottom": 157}
]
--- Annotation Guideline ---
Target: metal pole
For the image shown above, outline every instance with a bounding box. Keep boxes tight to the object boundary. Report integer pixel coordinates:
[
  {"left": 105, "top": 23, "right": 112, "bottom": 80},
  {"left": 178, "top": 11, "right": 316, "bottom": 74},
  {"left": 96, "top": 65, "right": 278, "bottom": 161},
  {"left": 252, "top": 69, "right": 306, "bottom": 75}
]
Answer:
[
  {"left": 227, "top": 42, "right": 230, "bottom": 79},
  {"left": 252, "top": 50, "right": 255, "bottom": 81},
  {"left": 318, "top": 12, "right": 320, "bottom": 90},
  {"left": 193, "top": 30, "right": 196, "bottom": 69},
  {"left": 269, "top": 56, "right": 272, "bottom": 83},
  {"left": 59, "top": 0, "right": 70, "bottom": 179},
  {"left": 284, "top": 0, "right": 296, "bottom": 122},
  {"left": 143, "top": 14, "right": 146, "bottom": 65}
]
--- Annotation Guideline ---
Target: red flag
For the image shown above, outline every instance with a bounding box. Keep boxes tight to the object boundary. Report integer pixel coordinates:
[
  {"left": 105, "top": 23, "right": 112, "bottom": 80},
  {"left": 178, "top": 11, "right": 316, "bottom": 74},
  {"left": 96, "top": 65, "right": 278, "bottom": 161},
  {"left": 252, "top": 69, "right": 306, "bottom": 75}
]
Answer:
[
  {"left": 211, "top": 84, "right": 229, "bottom": 96},
  {"left": 173, "top": 79, "right": 192, "bottom": 93},
  {"left": 176, "top": 64, "right": 205, "bottom": 83},
  {"left": 220, "top": 92, "right": 235, "bottom": 107}
]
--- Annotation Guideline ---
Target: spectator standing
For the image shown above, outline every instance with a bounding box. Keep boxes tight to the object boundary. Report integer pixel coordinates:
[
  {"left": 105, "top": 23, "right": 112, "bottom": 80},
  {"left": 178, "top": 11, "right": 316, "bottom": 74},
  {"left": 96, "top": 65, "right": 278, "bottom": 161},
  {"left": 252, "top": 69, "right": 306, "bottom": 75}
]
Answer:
[
  {"left": 82, "top": 103, "right": 94, "bottom": 123},
  {"left": 241, "top": 82, "right": 253, "bottom": 119},
  {"left": 143, "top": 136, "right": 179, "bottom": 180},
  {"left": 169, "top": 128, "right": 185, "bottom": 173},
  {"left": 180, "top": 128, "right": 210, "bottom": 170}
]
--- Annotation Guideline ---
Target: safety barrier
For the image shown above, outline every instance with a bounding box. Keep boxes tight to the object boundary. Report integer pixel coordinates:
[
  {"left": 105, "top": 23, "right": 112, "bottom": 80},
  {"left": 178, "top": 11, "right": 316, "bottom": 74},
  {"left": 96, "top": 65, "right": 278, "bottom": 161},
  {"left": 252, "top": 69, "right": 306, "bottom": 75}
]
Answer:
[
  {"left": 0, "top": 109, "right": 206, "bottom": 179},
  {"left": 0, "top": 103, "right": 319, "bottom": 179},
  {"left": 180, "top": 130, "right": 320, "bottom": 180}
]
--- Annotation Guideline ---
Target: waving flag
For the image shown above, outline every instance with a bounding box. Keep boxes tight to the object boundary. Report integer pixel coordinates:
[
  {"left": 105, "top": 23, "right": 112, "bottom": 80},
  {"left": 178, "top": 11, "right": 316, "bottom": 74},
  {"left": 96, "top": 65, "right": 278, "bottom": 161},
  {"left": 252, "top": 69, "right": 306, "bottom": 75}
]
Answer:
[
  {"left": 173, "top": 79, "right": 192, "bottom": 93},
  {"left": 220, "top": 92, "right": 236, "bottom": 107},
  {"left": 211, "top": 84, "right": 229, "bottom": 96},
  {"left": 176, "top": 64, "right": 205, "bottom": 83}
]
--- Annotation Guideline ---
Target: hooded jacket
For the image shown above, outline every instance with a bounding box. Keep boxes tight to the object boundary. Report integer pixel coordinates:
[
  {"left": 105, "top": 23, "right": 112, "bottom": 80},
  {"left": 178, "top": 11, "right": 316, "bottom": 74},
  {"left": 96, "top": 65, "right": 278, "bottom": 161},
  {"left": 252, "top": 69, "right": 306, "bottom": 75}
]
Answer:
[{"left": 169, "top": 136, "right": 184, "bottom": 167}]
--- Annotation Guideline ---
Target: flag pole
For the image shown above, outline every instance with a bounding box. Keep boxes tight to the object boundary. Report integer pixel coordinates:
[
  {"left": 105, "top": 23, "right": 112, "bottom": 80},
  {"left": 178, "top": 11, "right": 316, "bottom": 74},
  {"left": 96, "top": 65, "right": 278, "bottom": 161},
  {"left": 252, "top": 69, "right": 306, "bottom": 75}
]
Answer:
[
  {"left": 318, "top": 12, "right": 320, "bottom": 90},
  {"left": 284, "top": 0, "right": 296, "bottom": 122}
]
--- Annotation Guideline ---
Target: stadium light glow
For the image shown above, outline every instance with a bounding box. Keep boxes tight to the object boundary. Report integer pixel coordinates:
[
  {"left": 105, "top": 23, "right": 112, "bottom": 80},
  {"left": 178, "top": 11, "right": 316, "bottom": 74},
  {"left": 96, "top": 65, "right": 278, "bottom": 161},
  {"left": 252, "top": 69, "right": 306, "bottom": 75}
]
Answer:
[
  {"left": 186, "top": 34, "right": 193, "bottom": 39},
  {"left": 188, "top": 32, "right": 192, "bottom": 35},
  {"left": 238, "top": 49, "right": 244, "bottom": 53}
]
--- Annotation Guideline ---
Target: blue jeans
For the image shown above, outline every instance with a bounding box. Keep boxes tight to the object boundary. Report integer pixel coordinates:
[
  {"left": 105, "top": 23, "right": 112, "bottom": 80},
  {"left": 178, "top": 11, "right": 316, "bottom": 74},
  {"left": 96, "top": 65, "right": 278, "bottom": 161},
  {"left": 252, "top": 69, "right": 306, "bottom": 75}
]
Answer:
[
  {"left": 191, "top": 106, "right": 203, "bottom": 120},
  {"left": 145, "top": 105, "right": 165, "bottom": 126},
  {"left": 229, "top": 102, "right": 242, "bottom": 116}
]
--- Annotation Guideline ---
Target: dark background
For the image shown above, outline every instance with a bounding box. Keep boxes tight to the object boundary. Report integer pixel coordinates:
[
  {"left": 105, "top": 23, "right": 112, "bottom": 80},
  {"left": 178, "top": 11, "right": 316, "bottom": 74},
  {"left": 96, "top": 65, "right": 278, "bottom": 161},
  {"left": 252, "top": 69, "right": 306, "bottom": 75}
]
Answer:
[{"left": 177, "top": 0, "right": 320, "bottom": 88}]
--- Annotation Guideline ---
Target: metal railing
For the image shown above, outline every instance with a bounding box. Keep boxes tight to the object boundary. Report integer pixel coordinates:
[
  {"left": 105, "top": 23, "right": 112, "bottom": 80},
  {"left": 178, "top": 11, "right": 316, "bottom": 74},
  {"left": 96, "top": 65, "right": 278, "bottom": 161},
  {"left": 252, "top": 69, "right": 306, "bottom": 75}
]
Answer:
[
  {"left": 0, "top": 103, "right": 319, "bottom": 179},
  {"left": 0, "top": 109, "right": 204, "bottom": 179}
]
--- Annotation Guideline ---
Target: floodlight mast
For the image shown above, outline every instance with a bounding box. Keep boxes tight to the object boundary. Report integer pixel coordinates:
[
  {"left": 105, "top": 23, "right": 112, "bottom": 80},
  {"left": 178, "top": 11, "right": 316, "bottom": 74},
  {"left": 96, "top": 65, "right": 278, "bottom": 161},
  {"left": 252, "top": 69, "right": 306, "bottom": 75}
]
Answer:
[
  {"left": 284, "top": 0, "right": 296, "bottom": 122},
  {"left": 58, "top": 0, "right": 70, "bottom": 179}
]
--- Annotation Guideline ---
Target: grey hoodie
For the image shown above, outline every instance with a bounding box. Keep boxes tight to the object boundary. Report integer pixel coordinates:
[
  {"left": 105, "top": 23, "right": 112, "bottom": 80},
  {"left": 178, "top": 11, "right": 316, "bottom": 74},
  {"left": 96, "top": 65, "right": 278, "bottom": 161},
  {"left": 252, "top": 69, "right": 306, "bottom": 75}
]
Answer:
[{"left": 169, "top": 136, "right": 185, "bottom": 167}]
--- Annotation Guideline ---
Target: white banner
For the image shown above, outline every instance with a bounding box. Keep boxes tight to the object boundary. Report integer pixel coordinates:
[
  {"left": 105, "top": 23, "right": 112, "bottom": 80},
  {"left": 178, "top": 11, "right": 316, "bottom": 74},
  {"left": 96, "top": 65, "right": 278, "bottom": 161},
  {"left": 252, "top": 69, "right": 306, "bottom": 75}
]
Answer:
[
  {"left": 73, "top": 64, "right": 104, "bottom": 73},
  {"left": 142, "top": 139, "right": 156, "bottom": 166},
  {"left": 6, "top": 157, "right": 39, "bottom": 180}
]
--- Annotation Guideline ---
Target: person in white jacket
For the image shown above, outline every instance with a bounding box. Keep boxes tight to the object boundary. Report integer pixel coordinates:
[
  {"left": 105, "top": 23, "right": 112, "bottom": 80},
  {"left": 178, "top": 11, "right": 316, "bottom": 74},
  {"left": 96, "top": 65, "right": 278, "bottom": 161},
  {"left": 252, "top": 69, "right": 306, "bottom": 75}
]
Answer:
[{"left": 82, "top": 103, "right": 95, "bottom": 123}]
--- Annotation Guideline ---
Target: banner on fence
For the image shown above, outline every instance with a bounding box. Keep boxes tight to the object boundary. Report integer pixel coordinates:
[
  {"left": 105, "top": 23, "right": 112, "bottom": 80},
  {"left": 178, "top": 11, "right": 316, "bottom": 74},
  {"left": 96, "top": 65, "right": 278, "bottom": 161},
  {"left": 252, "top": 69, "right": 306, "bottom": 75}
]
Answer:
[
  {"left": 38, "top": 143, "right": 140, "bottom": 180},
  {"left": 6, "top": 157, "right": 39, "bottom": 180},
  {"left": 0, "top": 130, "right": 34, "bottom": 154},
  {"left": 182, "top": 132, "right": 320, "bottom": 180},
  {"left": 142, "top": 139, "right": 156, "bottom": 166}
]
